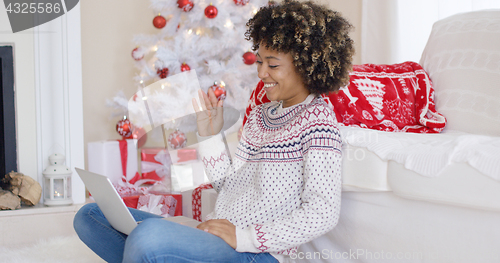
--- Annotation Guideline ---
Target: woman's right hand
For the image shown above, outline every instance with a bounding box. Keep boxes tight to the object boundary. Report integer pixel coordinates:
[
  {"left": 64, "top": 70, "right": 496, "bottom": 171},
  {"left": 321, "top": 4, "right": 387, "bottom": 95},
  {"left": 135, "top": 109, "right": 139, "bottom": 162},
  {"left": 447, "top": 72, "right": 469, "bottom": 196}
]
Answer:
[{"left": 192, "top": 88, "right": 224, "bottom": 137}]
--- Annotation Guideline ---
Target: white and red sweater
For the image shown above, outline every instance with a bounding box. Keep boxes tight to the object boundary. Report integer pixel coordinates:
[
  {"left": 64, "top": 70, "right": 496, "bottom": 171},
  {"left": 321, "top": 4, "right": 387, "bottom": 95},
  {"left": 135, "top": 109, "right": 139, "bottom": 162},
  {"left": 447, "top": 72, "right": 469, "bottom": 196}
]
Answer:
[{"left": 197, "top": 94, "right": 342, "bottom": 262}]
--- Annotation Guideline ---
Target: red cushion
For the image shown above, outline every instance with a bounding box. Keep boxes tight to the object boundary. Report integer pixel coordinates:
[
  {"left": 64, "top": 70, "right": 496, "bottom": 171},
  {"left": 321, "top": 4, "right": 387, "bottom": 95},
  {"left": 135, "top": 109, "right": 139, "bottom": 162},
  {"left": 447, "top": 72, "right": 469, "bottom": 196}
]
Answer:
[{"left": 243, "top": 62, "right": 446, "bottom": 133}]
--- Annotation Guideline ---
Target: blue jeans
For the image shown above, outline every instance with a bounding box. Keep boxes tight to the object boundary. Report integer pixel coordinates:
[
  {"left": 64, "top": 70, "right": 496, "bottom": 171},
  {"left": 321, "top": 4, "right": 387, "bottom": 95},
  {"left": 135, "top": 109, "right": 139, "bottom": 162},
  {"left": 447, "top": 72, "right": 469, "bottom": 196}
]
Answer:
[{"left": 74, "top": 203, "right": 278, "bottom": 263}]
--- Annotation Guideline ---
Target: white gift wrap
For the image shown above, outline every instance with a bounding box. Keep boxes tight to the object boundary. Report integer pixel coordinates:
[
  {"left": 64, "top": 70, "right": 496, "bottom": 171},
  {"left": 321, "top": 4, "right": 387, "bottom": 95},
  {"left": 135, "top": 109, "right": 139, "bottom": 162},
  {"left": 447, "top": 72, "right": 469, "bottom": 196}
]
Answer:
[
  {"left": 170, "top": 163, "right": 194, "bottom": 192},
  {"left": 200, "top": 188, "right": 217, "bottom": 221},
  {"left": 192, "top": 161, "right": 209, "bottom": 187},
  {"left": 181, "top": 187, "right": 217, "bottom": 220},
  {"left": 170, "top": 161, "right": 208, "bottom": 192},
  {"left": 87, "top": 139, "right": 138, "bottom": 185}
]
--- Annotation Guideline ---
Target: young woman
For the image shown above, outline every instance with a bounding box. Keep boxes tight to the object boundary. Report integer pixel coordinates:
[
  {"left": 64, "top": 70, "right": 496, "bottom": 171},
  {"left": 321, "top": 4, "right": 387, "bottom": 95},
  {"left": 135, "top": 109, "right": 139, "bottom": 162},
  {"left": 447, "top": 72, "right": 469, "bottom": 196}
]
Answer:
[{"left": 74, "top": 1, "right": 353, "bottom": 262}]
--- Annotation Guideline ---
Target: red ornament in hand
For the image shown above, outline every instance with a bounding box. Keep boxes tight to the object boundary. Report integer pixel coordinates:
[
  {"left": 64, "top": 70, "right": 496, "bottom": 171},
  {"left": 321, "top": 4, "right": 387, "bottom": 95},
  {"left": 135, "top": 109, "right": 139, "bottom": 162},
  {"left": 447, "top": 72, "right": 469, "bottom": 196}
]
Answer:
[
  {"left": 116, "top": 117, "right": 133, "bottom": 138},
  {"left": 157, "top": 68, "right": 169, "bottom": 79},
  {"left": 132, "top": 47, "right": 144, "bottom": 61},
  {"left": 153, "top": 15, "right": 167, "bottom": 29},
  {"left": 204, "top": 5, "right": 218, "bottom": 19},
  {"left": 180, "top": 63, "right": 191, "bottom": 72},
  {"left": 243, "top": 51, "right": 256, "bottom": 65},
  {"left": 234, "top": 0, "right": 250, "bottom": 6},
  {"left": 177, "top": 0, "right": 194, "bottom": 12},
  {"left": 210, "top": 82, "right": 226, "bottom": 100},
  {"left": 168, "top": 130, "right": 187, "bottom": 149}
]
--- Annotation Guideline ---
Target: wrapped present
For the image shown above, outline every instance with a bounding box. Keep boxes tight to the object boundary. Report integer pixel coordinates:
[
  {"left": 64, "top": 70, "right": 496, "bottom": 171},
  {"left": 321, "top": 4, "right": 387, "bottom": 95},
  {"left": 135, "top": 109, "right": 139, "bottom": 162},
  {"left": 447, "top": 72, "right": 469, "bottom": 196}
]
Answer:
[
  {"left": 190, "top": 183, "right": 217, "bottom": 222},
  {"left": 137, "top": 194, "right": 177, "bottom": 217},
  {"left": 88, "top": 139, "right": 140, "bottom": 185},
  {"left": 176, "top": 148, "right": 198, "bottom": 163},
  {"left": 122, "top": 193, "right": 183, "bottom": 216},
  {"left": 141, "top": 148, "right": 172, "bottom": 186},
  {"left": 171, "top": 163, "right": 197, "bottom": 192}
]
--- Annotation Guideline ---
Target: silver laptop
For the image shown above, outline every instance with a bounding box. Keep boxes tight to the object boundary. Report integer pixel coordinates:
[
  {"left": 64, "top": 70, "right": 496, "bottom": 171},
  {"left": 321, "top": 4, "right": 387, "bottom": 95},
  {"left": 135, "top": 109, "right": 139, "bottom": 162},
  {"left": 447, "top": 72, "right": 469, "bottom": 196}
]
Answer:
[{"left": 75, "top": 168, "right": 200, "bottom": 235}]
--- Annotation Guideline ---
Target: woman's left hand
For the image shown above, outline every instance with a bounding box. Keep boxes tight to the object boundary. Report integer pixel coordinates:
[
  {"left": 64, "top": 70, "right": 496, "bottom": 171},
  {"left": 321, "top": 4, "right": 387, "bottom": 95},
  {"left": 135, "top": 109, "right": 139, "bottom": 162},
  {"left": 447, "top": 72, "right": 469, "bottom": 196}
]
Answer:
[{"left": 197, "top": 219, "right": 237, "bottom": 249}]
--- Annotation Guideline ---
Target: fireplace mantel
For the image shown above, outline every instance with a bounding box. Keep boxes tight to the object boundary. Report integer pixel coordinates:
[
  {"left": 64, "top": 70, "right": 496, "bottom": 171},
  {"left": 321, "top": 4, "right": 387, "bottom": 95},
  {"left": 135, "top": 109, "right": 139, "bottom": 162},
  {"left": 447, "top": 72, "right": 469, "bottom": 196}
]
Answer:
[{"left": 0, "top": 4, "right": 85, "bottom": 205}]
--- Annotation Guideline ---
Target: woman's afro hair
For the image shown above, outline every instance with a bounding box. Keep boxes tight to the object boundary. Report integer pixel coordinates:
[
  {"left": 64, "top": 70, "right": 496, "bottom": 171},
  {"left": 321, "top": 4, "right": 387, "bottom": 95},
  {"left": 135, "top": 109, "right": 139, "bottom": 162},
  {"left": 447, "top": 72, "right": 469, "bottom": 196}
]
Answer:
[{"left": 245, "top": 0, "right": 355, "bottom": 95}]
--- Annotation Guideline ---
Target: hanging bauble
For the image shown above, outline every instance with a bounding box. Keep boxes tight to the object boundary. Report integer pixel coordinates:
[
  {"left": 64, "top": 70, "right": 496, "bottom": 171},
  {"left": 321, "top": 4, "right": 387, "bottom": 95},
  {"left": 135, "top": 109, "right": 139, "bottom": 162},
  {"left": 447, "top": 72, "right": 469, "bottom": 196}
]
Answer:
[
  {"left": 204, "top": 5, "right": 218, "bottom": 19},
  {"left": 153, "top": 15, "right": 167, "bottom": 29},
  {"left": 157, "top": 67, "right": 169, "bottom": 79},
  {"left": 125, "top": 126, "right": 148, "bottom": 148},
  {"left": 177, "top": 0, "right": 194, "bottom": 12},
  {"left": 243, "top": 51, "right": 256, "bottom": 65},
  {"left": 168, "top": 130, "right": 187, "bottom": 149},
  {"left": 131, "top": 47, "right": 144, "bottom": 61},
  {"left": 116, "top": 116, "right": 133, "bottom": 138},
  {"left": 210, "top": 81, "right": 226, "bottom": 100},
  {"left": 234, "top": 0, "right": 250, "bottom": 6},
  {"left": 180, "top": 63, "right": 191, "bottom": 72}
]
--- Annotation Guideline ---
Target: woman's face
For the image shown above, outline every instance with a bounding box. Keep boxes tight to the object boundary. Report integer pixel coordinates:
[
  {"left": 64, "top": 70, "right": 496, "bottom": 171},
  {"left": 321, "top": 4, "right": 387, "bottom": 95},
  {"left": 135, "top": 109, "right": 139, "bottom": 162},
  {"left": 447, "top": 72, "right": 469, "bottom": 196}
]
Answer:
[{"left": 256, "top": 45, "right": 310, "bottom": 108}]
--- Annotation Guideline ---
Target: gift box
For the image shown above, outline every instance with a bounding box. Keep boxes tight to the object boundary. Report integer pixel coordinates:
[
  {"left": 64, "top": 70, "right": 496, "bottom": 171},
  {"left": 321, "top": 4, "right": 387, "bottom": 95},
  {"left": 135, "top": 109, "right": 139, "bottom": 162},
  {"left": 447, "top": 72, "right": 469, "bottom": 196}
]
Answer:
[
  {"left": 173, "top": 148, "right": 198, "bottom": 163},
  {"left": 141, "top": 147, "right": 206, "bottom": 190},
  {"left": 137, "top": 194, "right": 177, "bottom": 217},
  {"left": 181, "top": 183, "right": 217, "bottom": 221},
  {"left": 121, "top": 193, "right": 183, "bottom": 216},
  {"left": 171, "top": 163, "right": 195, "bottom": 192},
  {"left": 141, "top": 148, "right": 172, "bottom": 186},
  {"left": 88, "top": 139, "right": 140, "bottom": 185}
]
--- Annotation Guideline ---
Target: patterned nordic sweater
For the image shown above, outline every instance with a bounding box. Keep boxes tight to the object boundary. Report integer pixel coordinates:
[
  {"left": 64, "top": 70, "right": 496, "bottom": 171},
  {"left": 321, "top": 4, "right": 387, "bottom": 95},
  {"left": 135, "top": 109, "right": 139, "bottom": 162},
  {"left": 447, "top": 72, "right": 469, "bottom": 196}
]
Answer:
[{"left": 197, "top": 94, "right": 342, "bottom": 262}]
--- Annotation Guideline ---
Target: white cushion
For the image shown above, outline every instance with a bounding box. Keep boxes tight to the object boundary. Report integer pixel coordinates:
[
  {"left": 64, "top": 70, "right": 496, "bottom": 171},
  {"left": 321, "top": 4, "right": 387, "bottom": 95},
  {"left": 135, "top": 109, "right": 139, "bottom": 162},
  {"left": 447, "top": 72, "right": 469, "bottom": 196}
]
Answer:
[{"left": 420, "top": 10, "right": 500, "bottom": 136}]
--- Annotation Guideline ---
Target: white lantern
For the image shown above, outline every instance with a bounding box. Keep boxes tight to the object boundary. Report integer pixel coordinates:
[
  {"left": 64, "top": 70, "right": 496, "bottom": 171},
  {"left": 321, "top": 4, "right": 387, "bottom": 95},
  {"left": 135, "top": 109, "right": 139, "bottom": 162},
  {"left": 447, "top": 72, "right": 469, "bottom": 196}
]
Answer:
[{"left": 43, "top": 153, "right": 73, "bottom": 206}]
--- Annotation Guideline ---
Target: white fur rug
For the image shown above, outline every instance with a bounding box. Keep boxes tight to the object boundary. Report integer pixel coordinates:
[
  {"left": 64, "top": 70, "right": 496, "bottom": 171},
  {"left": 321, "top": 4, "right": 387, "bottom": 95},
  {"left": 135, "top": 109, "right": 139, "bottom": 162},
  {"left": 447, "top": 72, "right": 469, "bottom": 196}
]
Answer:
[{"left": 0, "top": 235, "right": 105, "bottom": 263}]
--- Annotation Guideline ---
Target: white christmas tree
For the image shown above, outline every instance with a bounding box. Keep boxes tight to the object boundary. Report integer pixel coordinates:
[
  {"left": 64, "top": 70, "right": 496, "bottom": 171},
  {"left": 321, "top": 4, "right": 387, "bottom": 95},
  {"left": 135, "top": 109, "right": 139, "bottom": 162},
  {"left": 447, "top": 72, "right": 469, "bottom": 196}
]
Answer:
[{"left": 123, "top": 0, "right": 269, "bottom": 127}]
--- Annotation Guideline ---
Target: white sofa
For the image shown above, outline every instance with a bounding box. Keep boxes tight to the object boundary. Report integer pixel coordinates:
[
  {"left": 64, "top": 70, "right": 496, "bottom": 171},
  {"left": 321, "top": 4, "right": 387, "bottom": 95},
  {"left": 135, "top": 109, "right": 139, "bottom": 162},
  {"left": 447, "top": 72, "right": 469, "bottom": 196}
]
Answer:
[{"left": 187, "top": 9, "right": 500, "bottom": 263}]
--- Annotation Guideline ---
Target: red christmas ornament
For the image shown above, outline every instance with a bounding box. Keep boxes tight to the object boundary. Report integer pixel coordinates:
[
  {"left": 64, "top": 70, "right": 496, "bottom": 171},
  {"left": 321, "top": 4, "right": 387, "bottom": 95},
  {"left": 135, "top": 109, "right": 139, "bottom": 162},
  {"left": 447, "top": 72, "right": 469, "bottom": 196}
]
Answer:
[
  {"left": 116, "top": 117, "right": 133, "bottom": 138},
  {"left": 210, "top": 82, "right": 226, "bottom": 100},
  {"left": 168, "top": 130, "right": 187, "bottom": 149},
  {"left": 234, "top": 0, "right": 250, "bottom": 6},
  {"left": 177, "top": 0, "right": 194, "bottom": 12},
  {"left": 157, "top": 67, "right": 169, "bottom": 79},
  {"left": 125, "top": 126, "right": 148, "bottom": 148},
  {"left": 131, "top": 47, "right": 144, "bottom": 61},
  {"left": 204, "top": 5, "right": 218, "bottom": 19},
  {"left": 180, "top": 63, "right": 191, "bottom": 72},
  {"left": 153, "top": 15, "right": 167, "bottom": 29},
  {"left": 243, "top": 51, "right": 256, "bottom": 65}
]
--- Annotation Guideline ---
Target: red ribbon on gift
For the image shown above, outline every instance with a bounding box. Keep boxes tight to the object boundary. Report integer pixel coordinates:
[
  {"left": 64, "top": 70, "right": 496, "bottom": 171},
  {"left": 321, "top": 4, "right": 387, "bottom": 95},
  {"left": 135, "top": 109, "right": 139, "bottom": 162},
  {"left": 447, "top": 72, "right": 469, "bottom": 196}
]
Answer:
[
  {"left": 118, "top": 140, "right": 141, "bottom": 184},
  {"left": 192, "top": 183, "right": 213, "bottom": 222},
  {"left": 177, "top": 148, "right": 198, "bottom": 163}
]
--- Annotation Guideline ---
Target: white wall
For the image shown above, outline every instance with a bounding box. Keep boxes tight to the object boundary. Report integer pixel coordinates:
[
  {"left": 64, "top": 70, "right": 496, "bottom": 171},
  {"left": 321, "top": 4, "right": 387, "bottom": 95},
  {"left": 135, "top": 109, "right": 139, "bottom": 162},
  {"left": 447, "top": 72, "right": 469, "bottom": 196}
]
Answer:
[
  {"left": 80, "top": 0, "right": 158, "bottom": 166},
  {"left": 307, "top": 0, "right": 362, "bottom": 65}
]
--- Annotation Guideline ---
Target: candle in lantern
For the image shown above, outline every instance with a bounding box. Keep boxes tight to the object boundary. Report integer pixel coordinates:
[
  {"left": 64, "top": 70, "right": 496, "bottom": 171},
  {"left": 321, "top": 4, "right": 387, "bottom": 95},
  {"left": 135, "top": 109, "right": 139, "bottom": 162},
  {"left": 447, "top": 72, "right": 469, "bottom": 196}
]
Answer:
[{"left": 43, "top": 153, "right": 73, "bottom": 206}]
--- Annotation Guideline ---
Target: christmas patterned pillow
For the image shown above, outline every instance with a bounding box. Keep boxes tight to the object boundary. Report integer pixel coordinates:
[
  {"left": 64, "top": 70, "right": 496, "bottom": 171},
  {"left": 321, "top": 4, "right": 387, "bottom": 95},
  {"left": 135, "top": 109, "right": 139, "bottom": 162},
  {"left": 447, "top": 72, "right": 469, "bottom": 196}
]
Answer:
[{"left": 244, "top": 62, "right": 446, "bottom": 133}]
